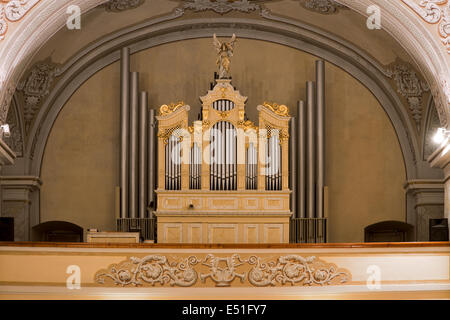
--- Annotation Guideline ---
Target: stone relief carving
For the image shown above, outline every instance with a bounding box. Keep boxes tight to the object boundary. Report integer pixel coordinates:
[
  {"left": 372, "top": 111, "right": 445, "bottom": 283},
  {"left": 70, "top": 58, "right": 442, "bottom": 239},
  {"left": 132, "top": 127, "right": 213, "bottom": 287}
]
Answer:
[
  {"left": 402, "top": 0, "right": 450, "bottom": 53},
  {"left": 389, "top": 63, "right": 430, "bottom": 131},
  {"left": 95, "top": 254, "right": 351, "bottom": 287},
  {"left": 0, "top": 0, "right": 40, "bottom": 41},
  {"left": 17, "top": 60, "right": 61, "bottom": 133},
  {"left": 0, "top": 80, "right": 15, "bottom": 124},
  {"left": 4, "top": 99, "right": 23, "bottom": 156},
  {"left": 101, "top": 0, "right": 145, "bottom": 12},
  {"left": 182, "top": 0, "right": 261, "bottom": 14},
  {"left": 297, "top": 0, "right": 347, "bottom": 14},
  {"left": 96, "top": 255, "right": 199, "bottom": 287}
]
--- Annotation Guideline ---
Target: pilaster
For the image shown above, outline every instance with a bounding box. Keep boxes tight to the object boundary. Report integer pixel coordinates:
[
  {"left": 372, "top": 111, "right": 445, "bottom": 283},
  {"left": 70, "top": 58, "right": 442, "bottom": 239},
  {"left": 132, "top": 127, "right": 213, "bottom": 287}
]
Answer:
[
  {"left": 1, "top": 176, "right": 42, "bottom": 241},
  {"left": 404, "top": 180, "right": 444, "bottom": 241}
]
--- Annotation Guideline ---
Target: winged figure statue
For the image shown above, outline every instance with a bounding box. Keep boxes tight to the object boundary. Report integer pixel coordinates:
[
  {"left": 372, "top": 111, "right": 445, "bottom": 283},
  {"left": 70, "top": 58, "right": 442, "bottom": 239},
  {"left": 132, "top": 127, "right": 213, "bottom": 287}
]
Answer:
[{"left": 213, "top": 34, "right": 237, "bottom": 79}]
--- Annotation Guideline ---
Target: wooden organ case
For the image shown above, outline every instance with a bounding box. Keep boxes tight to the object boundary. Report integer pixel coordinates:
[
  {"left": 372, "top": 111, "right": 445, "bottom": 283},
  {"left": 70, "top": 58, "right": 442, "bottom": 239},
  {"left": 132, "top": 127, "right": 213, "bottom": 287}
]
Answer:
[{"left": 155, "top": 79, "right": 292, "bottom": 244}]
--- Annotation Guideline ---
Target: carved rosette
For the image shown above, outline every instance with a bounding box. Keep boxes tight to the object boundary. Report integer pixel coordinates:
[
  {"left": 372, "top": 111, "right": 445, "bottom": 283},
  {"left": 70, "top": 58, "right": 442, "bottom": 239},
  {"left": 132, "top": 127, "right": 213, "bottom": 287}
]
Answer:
[{"left": 95, "top": 254, "right": 351, "bottom": 287}]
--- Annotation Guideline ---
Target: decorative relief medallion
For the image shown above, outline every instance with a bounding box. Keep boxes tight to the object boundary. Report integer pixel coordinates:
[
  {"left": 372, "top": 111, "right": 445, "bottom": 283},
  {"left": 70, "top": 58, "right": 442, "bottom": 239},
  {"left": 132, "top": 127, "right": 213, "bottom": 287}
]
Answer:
[
  {"left": 95, "top": 254, "right": 351, "bottom": 287},
  {"left": 159, "top": 101, "right": 185, "bottom": 116},
  {"left": 402, "top": 0, "right": 450, "bottom": 53},
  {"left": 297, "top": 0, "right": 347, "bottom": 14},
  {"left": 262, "top": 102, "right": 290, "bottom": 117},
  {"left": 388, "top": 63, "right": 430, "bottom": 131},
  {"left": 183, "top": 0, "right": 261, "bottom": 14},
  {"left": 17, "top": 60, "right": 61, "bottom": 133},
  {"left": 0, "top": 0, "right": 40, "bottom": 41},
  {"left": 101, "top": 0, "right": 145, "bottom": 12}
]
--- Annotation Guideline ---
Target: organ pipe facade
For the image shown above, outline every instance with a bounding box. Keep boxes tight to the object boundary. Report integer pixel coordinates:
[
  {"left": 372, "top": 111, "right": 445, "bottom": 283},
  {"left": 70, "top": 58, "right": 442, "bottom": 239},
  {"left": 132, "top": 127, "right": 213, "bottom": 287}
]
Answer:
[{"left": 117, "top": 38, "right": 327, "bottom": 243}]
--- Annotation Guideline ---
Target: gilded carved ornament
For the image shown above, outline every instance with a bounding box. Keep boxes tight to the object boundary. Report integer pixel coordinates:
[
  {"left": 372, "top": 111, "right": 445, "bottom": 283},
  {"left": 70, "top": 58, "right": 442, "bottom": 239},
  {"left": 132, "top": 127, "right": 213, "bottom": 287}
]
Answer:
[
  {"left": 95, "top": 253, "right": 351, "bottom": 287},
  {"left": 262, "top": 102, "right": 290, "bottom": 117},
  {"left": 159, "top": 101, "right": 185, "bottom": 116}
]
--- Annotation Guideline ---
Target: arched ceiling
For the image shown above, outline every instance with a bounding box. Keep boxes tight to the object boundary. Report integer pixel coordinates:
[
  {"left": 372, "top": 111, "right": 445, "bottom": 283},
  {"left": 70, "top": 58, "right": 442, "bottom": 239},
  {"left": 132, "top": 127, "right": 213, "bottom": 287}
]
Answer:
[{"left": 0, "top": 0, "right": 446, "bottom": 180}]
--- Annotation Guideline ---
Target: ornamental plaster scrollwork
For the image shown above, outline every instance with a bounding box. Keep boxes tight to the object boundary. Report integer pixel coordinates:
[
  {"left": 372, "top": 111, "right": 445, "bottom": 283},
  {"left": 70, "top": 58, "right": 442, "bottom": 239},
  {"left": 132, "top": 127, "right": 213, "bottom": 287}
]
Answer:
[
  {"left": 95, "top": 255, "right": 199, "bottom": 287},
  {"left": 0, "top": 0, "right": 40, "bottom": 41},
  {"left": 101, "top": 0, "right": 145, "bottom": 12},
  {"left": 95, "top": 254, "right": 351, "bottom": 287},
  {"left": 297, "top": 0, "right": 347, "bottom": 14},
  {"left": 17, "top": 60, "right": 61, "bottom": 133},
  {"left": 182, "top": 0, "right": 261, "bottom": 14},
  {"left": 402, "top": 0, "right": 450, "bottom": 53},
  {"left": 389, "top": 63, "right": 430, "bottom": 131}
]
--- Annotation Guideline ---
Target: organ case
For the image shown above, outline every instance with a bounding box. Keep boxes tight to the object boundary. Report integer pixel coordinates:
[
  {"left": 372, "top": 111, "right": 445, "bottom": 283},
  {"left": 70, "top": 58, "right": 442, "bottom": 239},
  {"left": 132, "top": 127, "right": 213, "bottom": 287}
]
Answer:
[{"left": 154, "top": 79, "right": 292, "bottom": 243}]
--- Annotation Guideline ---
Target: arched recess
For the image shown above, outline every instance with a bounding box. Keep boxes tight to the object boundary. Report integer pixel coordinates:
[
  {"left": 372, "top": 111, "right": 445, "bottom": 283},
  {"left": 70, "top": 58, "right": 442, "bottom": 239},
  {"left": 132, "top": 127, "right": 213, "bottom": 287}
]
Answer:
[
  {"left": 24, "top": 17, "right": 418, "bottom": 182},
  {"left": 0, "top": 0, "right": 448, "bottom": 131}
]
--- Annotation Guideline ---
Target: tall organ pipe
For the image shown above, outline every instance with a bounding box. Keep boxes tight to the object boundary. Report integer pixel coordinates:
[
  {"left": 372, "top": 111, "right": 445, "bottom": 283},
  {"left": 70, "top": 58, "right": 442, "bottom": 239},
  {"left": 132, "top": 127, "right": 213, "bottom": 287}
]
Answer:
[
  {"left": 129, "top": 72, "right": 139, "bottom": 218},
  {"left": 148, "top": 108, "right": 155, "bottom": 216},
  {"left": 306, "top": 81, "right": 316, "bottom": 219},
  {"left": 297, "top": 101, "right": 306, "bottom": 218},
  {"left": 289, "top": 118, "right": 296, "bottom": 217},
  {"left": 139, "top": 91, "right": 148, "bottom": 219},
  {"left": 316, "top": 60, "right": 325, "bottom": 219},
  {"left": 120, "top": 47, "right": 130, "bottom": 218}
]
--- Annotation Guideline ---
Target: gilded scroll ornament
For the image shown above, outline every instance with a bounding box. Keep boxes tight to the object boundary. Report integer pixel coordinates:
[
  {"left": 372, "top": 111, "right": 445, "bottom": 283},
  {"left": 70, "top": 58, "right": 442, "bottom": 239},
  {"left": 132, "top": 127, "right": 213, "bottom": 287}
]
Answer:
[
  {"left": 238, "top": 120, "right": 258, "bottom": 132},
  {"left": 159, "top": 101, "right": 185, "bottom": 116},
  {"left": 262, "top": 102, "right": 290, "bottom": 117},
  {"left": 95, "top": 254, "right": 351, "bottom": 287}
]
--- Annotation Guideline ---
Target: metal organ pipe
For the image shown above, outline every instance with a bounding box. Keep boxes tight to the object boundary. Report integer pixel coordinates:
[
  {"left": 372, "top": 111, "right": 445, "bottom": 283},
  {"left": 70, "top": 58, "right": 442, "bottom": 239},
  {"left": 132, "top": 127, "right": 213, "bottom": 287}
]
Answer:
[
  {"left": 139, "top": 92, "right": 148, "bottom": 219},
  {"left": 316, "top": 60, "right": 325, "bottom": 219},
  {"left": 297, "top": 101, "right": 306, "bottom": 218},
  {"left": 306, "top": 81, "right": 316, "bottom": 219},
  {"left": 129, "top": 72, "right": 139, "bottom": 218},
  {"left": 290, "top": 118, "right": 296, "bottom": 217},
  {"left": 148, "top": 108, "right": 155, "bottom": 216},
  {"left": 120, "top": 47, "right": 130, "bottom": 218}
]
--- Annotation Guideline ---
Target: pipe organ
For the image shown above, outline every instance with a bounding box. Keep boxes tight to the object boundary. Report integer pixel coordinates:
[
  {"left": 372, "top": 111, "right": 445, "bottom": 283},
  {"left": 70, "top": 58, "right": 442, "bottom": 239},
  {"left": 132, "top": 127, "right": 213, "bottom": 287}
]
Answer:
[
  {"left": 116, "top": 35, "right": 327, "bottom": 244},
  {"left": 155, "top": 78, "right": 292, "bottom": 244}
]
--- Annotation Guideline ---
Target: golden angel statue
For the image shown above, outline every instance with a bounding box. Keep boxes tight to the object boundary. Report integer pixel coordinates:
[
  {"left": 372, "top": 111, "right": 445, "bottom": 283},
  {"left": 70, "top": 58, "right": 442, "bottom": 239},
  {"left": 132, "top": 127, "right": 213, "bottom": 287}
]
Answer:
[{"left": 213, "top": 33, "right": 237, "bottom": 79}]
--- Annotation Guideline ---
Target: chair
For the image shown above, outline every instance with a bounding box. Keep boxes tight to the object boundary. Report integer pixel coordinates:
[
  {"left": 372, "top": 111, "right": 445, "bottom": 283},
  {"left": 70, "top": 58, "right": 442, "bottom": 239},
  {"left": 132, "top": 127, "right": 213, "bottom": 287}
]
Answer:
[{"left": 364, "top": 220, "right": 414, "bottom": 242}]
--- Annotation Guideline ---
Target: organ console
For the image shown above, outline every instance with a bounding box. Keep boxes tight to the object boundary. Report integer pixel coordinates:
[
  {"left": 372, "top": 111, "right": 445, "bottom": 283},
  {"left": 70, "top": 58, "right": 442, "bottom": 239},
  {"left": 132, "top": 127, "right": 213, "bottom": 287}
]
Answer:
[{"left": 117, "top": 34, "right": 327, "bottom": 244}]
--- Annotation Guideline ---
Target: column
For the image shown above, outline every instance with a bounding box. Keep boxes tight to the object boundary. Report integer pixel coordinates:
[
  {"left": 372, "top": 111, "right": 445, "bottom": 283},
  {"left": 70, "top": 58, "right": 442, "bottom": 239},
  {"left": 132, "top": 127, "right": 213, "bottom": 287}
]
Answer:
[
  {"left": 428, "top": 144, "right": 450, "bottom": 240},
  {"left": 1, "top": 176, "right": 41, "bottom": 241},
  {"left": 404, "top": 180, "right": 444, "bottom": 241}
]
